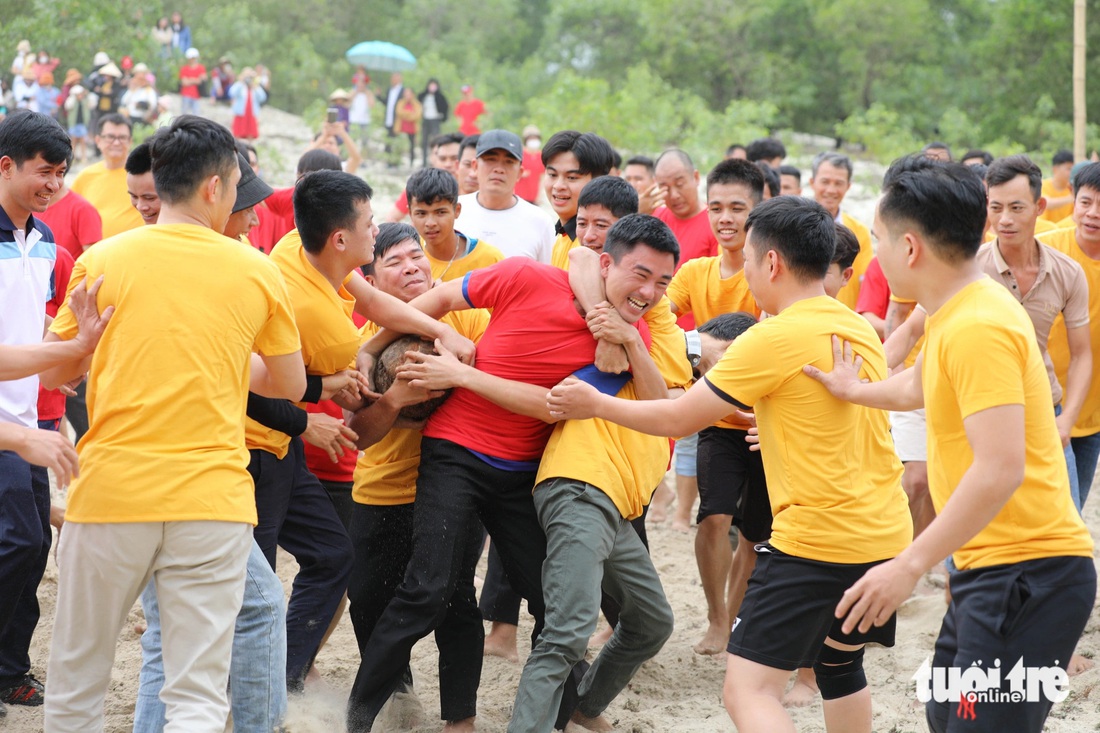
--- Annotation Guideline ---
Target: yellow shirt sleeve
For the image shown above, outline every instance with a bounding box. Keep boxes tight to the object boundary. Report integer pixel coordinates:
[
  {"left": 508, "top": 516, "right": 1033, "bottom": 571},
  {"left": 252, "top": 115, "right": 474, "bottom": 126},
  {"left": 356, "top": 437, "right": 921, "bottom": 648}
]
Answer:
[{"left": 703, "top": 326, "right": 780, "bottom": 409}]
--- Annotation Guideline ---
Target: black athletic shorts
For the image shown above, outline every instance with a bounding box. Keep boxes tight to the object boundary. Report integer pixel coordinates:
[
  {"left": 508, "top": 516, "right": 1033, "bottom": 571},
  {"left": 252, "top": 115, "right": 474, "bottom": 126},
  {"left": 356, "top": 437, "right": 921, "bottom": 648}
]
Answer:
[
  {"left": 727, "top": 543, "right": 897, "bottom": 670},
  {"left": 696, "top": 425, "right": 772, "bottom": 542}
]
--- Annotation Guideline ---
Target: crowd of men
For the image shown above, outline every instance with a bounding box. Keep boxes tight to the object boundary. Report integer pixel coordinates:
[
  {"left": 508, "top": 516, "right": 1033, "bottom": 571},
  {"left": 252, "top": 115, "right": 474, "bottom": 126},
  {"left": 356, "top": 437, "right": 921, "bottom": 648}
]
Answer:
[{"left": 0, "top": 102, "right": 1097, "bottom": 733}]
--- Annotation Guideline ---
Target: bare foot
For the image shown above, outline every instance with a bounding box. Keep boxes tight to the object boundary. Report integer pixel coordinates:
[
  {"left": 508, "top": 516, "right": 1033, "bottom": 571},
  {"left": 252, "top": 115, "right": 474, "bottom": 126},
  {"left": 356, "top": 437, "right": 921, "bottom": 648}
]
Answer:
[
  {"left": 648, "top": 480, "right": 674, "bottom": 523},
  {"left": 693, "top": 623, "right": 729, "bottom": 656},
  {"left": 589, "top": 623, "right": 613, "bottom": 648},
  {"left": 566, "top": 710, "right": 614, "bottom": 732},
  {"left": 443, "top": 716, "right": 476, "bottom": 732},
  {"left": 134, "top": 621, "right": 147, "bottom": 635},
  {"left": 483, "top": 622, "right": 519, "bottom": 663},
  {"left": 783, "top": 669, "right": 819, "bottom": 707},
  {"left": 1069, "top": 653, "right": 1094, "bottom": 676},
  {"left": 304, "top": 663, "right": 329, "bottom": 692}
]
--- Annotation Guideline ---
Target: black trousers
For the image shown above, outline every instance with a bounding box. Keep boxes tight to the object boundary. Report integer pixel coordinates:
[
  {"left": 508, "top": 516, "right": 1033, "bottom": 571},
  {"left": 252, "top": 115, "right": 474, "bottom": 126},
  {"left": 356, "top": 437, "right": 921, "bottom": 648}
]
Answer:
[
  {"left": 347, "top": 437, "right": 584, "bottom": 731},
  {"left": 250, "top": 438, "right": 354, "bottom": 690},
  {"left": 347, "top": 501, "right": 483, "bottom": 722}
]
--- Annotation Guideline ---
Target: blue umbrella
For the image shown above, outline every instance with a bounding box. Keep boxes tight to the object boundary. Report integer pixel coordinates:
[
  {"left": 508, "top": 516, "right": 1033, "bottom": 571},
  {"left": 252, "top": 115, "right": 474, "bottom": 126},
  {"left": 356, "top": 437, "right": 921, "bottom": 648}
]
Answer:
[{"left": 346, "top": 41, "right": 417, "bottom": 73}]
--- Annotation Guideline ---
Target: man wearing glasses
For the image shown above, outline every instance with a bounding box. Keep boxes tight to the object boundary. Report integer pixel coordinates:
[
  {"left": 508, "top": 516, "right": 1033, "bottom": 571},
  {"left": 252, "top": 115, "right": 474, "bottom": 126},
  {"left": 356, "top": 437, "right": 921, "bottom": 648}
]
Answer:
[{"left": 71, "top": 113, "right": 144, "bottom": 238}]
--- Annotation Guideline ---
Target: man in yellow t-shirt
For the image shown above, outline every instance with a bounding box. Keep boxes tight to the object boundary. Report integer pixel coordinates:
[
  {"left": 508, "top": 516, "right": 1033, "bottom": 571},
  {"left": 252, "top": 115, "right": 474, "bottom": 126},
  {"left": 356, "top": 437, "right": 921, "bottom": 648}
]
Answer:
[
  {"left": 343, "top": 222, "right": 489, "bottom": 730},
  {"left": 549, "top": 197, "right": 912, "bottom": 733},
  {"left": 1040, "top": 149, "right": 1074, "bottom": 223},
  {"left": 70, "top": 113, "right": 144, "bottom": 238},
  {"left": 809, "top": 156, "right": 1095, "bottom": 733},
  {"left": 544, "top": 131, "right": 615, "bottom": 269},
  {"left": 42, "top": 116, "right": 306, "bottom": 731},
  {"left": 810, "top": 152, "right": 872, "bottom": 310},
  {"left": 406, "top": 166, "right": 502, "bottom": 282},
  {"left": 665, "top": 158, "right": 765, "bottom": 656},
  {"left": 1040, "top": 162, "right": 1100, "bottom": 506}
]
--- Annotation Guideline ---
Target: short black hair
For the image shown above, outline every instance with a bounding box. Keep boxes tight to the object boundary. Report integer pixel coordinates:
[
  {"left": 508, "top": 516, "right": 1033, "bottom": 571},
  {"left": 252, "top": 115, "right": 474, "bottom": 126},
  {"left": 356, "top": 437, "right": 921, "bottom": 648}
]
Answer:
[
  {"left": 745, "top": 196, "right": 836, "bottom": 281},
  {"left": 778, "top": 164, "right": 801, "bottom": 184},
  {"left": 707, "top": 158, "right": 765, "bottom": 203},
  {"left": 297, "top": 148, "right": 342, "bottom": 175},
  {"left": 985, "top": 154, "right": 1042, "bottom": 201},
  {"left": 879, "top": 155, "right": 987, "bottom": 263},
  {"left": 610, "top": 148, "right": 622, "bottom": 171},
  {"left": 149, "top": 115, "right": 237, "bottom": 205},
  {"left": 603, "top": 213, "right": 679, "bottom": 267},
  {"left": 625, "top": 155, "right": 654, "bottom": 175},
  {"left": 541, "top": 130, "right": 615, "bottom": 177},
  {"left": 921, "top": 141, "right": 952, "bottom": 160},
  {"left": 725, "top": 143, "right": 746, "bottom": 158},
  {"left": 1053, "top": 149, "right": 1074, "bottom": 167},
  {"left": 833, "top": 223, "right": 861, "bottom": 269},
  {"left": 578, "top": 176, "right": 638, "bottom": 219},
  {"left": 293, "top": 169, "right": 374, "bottom": 254},
  {"left": 746, "top": 137, "right": 786, "bottom": 163},
  {"left": 407, "top": 166, "right": 458, "bottom": 207},
  {"left": 429, "top": 132, "right": 463, "bottom": 151},
  {"left": 364, "top": 222, "right": 419, "bottom": 277},
  {"left": 756, "top": 162, "right": 780, "bottom": 198},
  {"left": 236, "top": 140, "right": 258, "bottom": 162},
  {"left": 458, "top": 134, "right": 479, "bottom": 159},
  {"left": 0, "top": 110, "right": 71, "bottom": 167},
  {"left": 961, "top": 149, "right": 993, "bottom": 166},
  {"left": 96, "top": 112, "right": 131, "bottom": 135},
  {"left": 1073, "top": 162, "right": 1100, "bottom": 197},
  {"left": 698, "top": 311, "right": 756, "bottom": 342},
  {"left": 124, "top": 140, "right": 153, "bottom": 175}
]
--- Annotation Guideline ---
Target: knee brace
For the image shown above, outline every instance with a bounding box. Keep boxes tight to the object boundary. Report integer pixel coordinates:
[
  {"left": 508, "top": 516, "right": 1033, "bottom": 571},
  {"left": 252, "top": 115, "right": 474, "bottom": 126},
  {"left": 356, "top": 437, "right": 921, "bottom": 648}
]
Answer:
[{"left": 812, "top": 644, "right": 867, "bottom": 700}]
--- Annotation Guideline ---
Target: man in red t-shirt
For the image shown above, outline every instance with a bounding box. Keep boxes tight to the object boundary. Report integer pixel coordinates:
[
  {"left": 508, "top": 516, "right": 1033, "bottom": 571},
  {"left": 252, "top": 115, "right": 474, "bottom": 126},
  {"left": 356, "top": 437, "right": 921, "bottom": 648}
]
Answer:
[
  {"left": 178, "top": 48, "right": 207, "bottom": 116},
  {"left": 37, "top": 183, "right": 102, "bottom": 261},
  {"left": 653, "top": 149, "right": 718, "bottom": 330},
  {"left": 515, "top": 125, "right": 545, "bottom": 204},
  {"left": 347, "top": 216, "right": 678, "bottom": 731},
  {"left": 453, "top": 85, "right": 485, "bottom": 137},
  {"left": 854, "top": 255, "right": 890, "bottom": 340}
]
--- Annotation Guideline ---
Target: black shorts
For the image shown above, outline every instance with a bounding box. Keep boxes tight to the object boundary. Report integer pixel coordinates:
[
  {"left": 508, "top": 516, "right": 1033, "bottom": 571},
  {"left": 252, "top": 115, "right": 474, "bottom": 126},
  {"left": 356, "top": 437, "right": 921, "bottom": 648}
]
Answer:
[
  {"left": 696, "top": 426, "right": 772, "bottom": 542},
  {"left": 926, "top": 555, "right": 1096, "bottom": 733},
  {"left": 727, "top": 544, "right": 896, "bottom": 670}
]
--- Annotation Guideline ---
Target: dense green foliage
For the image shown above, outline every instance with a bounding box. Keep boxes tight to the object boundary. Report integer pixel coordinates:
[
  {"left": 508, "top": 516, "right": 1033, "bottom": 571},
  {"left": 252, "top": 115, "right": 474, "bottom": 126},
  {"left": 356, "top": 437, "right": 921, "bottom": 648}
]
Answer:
[{"left": 3, "top": 0, "right": 1097, "bottom": 169}]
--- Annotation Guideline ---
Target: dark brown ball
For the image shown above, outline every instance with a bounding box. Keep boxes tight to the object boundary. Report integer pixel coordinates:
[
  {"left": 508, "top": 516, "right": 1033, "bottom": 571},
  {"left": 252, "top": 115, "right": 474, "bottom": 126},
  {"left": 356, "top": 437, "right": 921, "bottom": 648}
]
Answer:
[{"left": 373, "top": 335, "right": 452, "bottom": 421}]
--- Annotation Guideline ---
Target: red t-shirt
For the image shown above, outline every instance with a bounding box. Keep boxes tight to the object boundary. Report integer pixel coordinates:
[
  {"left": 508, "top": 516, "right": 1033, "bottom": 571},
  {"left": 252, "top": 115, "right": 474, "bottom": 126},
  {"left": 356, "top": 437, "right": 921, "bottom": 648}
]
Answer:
[
  {"left": 179, "top": 63, "right": 206, "bottom": 99},
  {"left": 37, "top": 246, "right": 75, "bottom": 421},
  {"left": 37, "top": 190, "right": 102, "bottom": 261},
  {"left": 302, "top": 400, "right": 357, "bottom": 482},
  {"left": 395, "top": 189, "right": 409, "bottom": 215},
  {"left": 423, "top": 258, "right": 642, "bottom": 461},
  {"left": 655, "top": 206, "right": 717, "bottom": 330},
  {"left": 855, "top": 256, "right": 890, "bottom": 322},
  {"left": 252, "top": 187, "right": 295, "bottom": 251},
  {"left": 514, "top": 149, "right": 545, "bottom": 204},
  {"left": 454, "top": 98, "right": 485, "bottom": 136}
]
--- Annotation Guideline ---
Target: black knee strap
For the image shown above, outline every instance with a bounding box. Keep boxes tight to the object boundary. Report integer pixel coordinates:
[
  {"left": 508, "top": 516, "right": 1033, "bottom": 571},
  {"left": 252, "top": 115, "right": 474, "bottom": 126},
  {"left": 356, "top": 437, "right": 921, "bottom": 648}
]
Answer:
[{"left": 813, "top": 645, "right": 867, "bottom": 700}]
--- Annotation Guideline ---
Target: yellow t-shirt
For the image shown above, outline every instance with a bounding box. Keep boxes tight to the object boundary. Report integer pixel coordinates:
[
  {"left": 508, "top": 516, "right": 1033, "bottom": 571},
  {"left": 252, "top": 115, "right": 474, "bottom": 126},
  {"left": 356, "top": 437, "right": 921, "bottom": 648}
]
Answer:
[
  {"left": 922, "top": 278, "right": 1093, "bottom": 570},
  {"left": 423, "top": 235, "right": 504, "bottom": 282},
  {"left": 352, "top": 308, "right": 491, "bottom": 505},
  {"left": 70, "top": 162, "right": 144, "bottom": 239},
  {"left": 1040, "top": 227, "right": 1100, "bottom": 436},
  {"left": 834, "top": 212, "right": 872, "bottom": 311},
  {"left": 1055, "top": 215, "right": 1076, "bottom": 230},
  {"left": 666, "top": 255, "right": 760, "bottom": 429},
  {"left": 550, "top": 232, "right": 577, "bottom": 270},
  {"left": 536, "top": 298, "right": 692, "bottom": 519},
  {"left": 1041, "top": 178, "right": 1073, "bottom": 223},
  {"left": 982, "top": 217, "right": 1057, "bottom": 243},
  {"left": 50, "top": 224, "right": 301, "bottom": 524},
  {"left": 245, "top": 230, "right": 361, "bottom": 458},
  {"left": 703, "top": 296, "right": 912, "bottom": 564}
]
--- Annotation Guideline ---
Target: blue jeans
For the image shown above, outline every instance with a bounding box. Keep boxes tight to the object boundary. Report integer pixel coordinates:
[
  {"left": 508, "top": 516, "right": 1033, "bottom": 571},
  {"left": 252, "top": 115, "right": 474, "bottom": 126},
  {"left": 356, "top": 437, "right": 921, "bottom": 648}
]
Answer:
[
  {"left": 1054, "top": 404, "right": 1082, "bottom": 513},
  {"left": 134, "top": 540, "right": 286, "bottom": 732},
  {"left": 1070, "top": 429, "right": 1100, "bottom": 508}
]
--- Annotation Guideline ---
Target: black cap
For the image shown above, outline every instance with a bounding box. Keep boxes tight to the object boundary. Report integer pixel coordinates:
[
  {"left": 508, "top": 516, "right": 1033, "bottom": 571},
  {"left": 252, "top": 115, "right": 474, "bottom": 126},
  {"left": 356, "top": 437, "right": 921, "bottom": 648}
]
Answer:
[
  {"left": 475, "top": 129, "right": 523, "bottom": 161},
  {"left": 233, "top": 153, "right": 273, "bottom": 213}
]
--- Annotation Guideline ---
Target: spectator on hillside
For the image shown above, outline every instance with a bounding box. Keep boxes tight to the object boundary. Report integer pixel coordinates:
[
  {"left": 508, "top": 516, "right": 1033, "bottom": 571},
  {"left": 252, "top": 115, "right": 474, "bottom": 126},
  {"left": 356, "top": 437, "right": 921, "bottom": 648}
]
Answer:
[
  {"left": 395, "top": 87, "right": 422, "bottom": 168},
  {"left": 454, "top": 84, "right": 485, "bottom": 136},
  {"left": 90, "top": 62, "right": 124, "bottom": 119},
  {"left": 30, "top": 50, "right": 59, "bottom": 80},
  {"left": 121, "top": 63, "right": 157, "bottom": 129},
  {"left": 230, "top": 67, "right": 266, "bottom": 142},
  {"left": 348, "top": 75, "right": 373, "bottom": 149},
  {"left": 418, "top": 79, "right": 449, "bottom": 167},
  {"left": 152, "top": 18, "right": 173, "bottom": 58},
  {"left": 35, "top": 72, "right": 58, "bottom": 120},
  {"left": 178, "top": 48, "right": 206, "bottom": 116},
  {"left": 170, "top": 11, "right": 192, "bottom": 54},
  {"left": 211, "top": 58, "right": 235, "bottom": 103},
  {"left": 13, "top": 67, "right": 39, "bottom": 111},
  {"left": 64, "top": 85, "right": 92, "bottom": 161},
  {"left": 10, "top": 40, "right": 31, "bottom": 77}
]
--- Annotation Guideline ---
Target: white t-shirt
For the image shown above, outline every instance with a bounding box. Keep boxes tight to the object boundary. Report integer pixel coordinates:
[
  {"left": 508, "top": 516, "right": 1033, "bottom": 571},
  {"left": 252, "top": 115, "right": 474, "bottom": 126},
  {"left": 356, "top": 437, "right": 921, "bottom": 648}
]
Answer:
[
  {"left": 455, "top": 193, "right": 555, "bottom": 264},
  {"left": 349, "top": 91, "right": 371, "bottom": 125}
]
